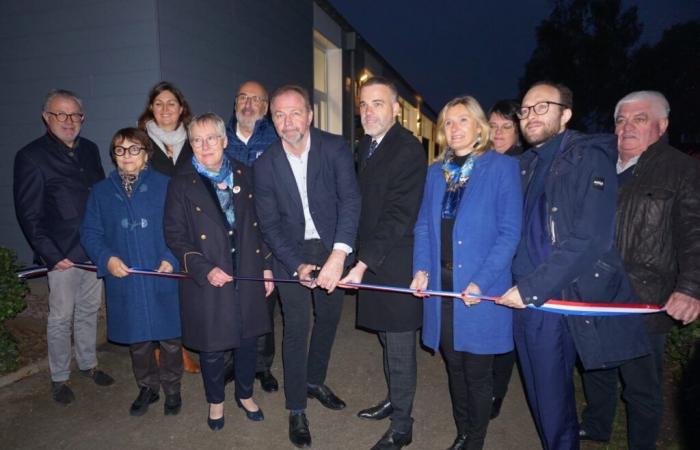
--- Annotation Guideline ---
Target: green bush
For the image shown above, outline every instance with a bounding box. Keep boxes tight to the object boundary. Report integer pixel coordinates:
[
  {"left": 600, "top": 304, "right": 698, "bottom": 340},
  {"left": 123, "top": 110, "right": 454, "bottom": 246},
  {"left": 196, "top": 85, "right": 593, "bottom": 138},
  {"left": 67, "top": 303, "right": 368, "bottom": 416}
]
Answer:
[
  {"left": 666, "top": 321, "right": 700, "bottom": 378},
  {"left": 0, "top": 247, "right": 28, "bottom": 374}
]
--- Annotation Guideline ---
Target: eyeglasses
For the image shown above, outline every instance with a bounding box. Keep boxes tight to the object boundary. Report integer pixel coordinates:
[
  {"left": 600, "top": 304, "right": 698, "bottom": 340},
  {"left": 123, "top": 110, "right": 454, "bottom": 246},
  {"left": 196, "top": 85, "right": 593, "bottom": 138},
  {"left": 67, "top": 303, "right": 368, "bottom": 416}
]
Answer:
[
  {"left": 191, "top": 135, "right": 222, "bottom": 148},
  {"left": 45, "top": 111, "right": 84, "bottom": 122},
  {"left": 236, "top": 93, "right": 267, "bottom": 105},
  {"left": 113, "top": 145, "right": 145, "bottom": 156},
  {"left": 516, "top": 101, "right": 568, "bottom": 120}
]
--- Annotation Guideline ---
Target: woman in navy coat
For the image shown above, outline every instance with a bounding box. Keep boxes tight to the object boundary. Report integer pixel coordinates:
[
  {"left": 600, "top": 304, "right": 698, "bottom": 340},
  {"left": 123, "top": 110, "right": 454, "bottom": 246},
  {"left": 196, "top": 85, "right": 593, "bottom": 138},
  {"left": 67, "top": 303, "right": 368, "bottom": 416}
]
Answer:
[
  {"left": 81, "top": 128, "right": 183, "bottom": 417},
  {"left": 410, "top": 96, "right": 522, "bottom": 450}
]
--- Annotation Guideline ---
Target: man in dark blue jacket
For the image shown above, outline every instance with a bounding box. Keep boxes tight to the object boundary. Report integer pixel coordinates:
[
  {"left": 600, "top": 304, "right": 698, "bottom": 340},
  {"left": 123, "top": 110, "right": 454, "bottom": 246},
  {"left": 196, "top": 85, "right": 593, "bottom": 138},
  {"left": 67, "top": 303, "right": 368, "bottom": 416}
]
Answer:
[
  {"left": 497, "top": 82, "right": 649, "bottom": 450},
  {"left": 14, "top": 89, "right": 114, "bottom": 405},
  {"left": 223, "top": 80, "right": 281, "bottom": 393}
]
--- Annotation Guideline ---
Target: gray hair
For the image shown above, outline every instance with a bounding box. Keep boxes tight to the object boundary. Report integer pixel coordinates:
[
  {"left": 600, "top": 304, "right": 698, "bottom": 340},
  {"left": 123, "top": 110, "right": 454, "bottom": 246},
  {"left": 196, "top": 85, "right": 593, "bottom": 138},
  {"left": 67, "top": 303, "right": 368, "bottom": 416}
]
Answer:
[
  {"left": 614, "top": 91, "right": 670, "bottom": 119},
  {"left": 187, "top": 112, "right": 227, "bottom": 137},
  {"left": 43, "top": 89, "right": 83, "bottom": 112}
]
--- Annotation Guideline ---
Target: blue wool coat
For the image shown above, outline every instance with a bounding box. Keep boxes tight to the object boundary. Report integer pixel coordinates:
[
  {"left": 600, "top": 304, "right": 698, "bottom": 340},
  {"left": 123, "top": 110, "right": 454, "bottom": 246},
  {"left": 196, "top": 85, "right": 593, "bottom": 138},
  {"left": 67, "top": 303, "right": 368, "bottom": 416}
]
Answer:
[
  {"left": 81, "top": 168, "right": 180, "bottom": 344},
  {"left": 414, "top": 150, "right": 522, "bottom": 354}
]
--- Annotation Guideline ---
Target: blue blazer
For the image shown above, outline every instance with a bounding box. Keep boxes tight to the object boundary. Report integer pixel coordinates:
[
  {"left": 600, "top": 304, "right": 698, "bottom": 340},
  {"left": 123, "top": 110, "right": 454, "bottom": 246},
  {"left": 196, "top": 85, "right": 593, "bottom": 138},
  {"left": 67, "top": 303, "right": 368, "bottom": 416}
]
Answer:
[
  {"left": 414, "top": 151, "right": 522, "bottom": 354},
  {"left": 253, "top": 127, "right": 361, "bottom": 276}
]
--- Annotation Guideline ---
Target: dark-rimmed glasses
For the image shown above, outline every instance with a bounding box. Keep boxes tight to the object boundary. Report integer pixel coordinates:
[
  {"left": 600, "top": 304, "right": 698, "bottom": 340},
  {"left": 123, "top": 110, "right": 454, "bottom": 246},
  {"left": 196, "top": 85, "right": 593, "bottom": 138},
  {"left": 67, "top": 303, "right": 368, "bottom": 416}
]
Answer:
[
  {"left": 45, "top": 111, "right": 85, "bottom": 122},
  {"left": 516, "top": 101, "right": 568, "bottom": 120},
  {"left": 236, "top": 94, "right": 267, "bottom": 105},
  {"left": 113, "top": 145, "right": 145, "bottom": 156}
]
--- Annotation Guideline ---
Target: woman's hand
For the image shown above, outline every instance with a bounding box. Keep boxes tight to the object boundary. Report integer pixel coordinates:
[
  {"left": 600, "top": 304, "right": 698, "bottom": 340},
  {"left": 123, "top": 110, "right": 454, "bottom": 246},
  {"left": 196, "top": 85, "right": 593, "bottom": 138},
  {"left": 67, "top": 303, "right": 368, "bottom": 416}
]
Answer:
[
  {"left": 207, "top": 267, "right": 233, "bottom": 288},
  {"left": 460, "top": 282, "right": 482, "bottom": 307},
  {"left": 263, "top": 270, "right": 275, "bottom": 297},
  {"left": 107, "top": 256, "right": 130, "bottom": 278},
  {"left": 339, "top": 261, "right": 368, "bottom": 287},
  {"left": 496, "top": 285, "right": 527, "bottom": 309},
  {"left": 156, "top": 260, "right": 173, "bottom": 273},
  {"left": 410, "top": 271, "right": 429, "bottom": 297}
]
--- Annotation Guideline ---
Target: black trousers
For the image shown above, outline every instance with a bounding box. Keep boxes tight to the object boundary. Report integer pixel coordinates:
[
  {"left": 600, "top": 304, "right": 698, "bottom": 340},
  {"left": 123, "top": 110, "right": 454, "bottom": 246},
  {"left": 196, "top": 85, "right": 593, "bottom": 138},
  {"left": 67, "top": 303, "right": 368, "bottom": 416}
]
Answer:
[
  {"left": 581, "top": 333, "right": 665, "bottom": 449},
  {"left": 199, "top": 335, "right": 257, "bottom": 404},
  {"left": 378, "top": 330, "right": 417, "bottom": 433},
  {"left": 277, "top": 239, "right": 344, "bottom": 411},
  {"left": 255, "top": 289, "right": 278, "bottom": 373},
  {"left": 440, "top": 299, "right": 494, "bottom": 450},
  {"left": 129, "top": 338, "right": 183, "bottom": 396},
  {"left": 492, "top": 350, "right": 515, "bottom": 399}
]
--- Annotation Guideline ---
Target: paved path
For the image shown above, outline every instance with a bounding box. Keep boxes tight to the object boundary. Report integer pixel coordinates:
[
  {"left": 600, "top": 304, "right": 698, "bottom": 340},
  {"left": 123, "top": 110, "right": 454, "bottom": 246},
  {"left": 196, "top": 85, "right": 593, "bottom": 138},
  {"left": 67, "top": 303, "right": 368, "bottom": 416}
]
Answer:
[{"left": 0, "top": 295, "right": 541, "bottom": 450}]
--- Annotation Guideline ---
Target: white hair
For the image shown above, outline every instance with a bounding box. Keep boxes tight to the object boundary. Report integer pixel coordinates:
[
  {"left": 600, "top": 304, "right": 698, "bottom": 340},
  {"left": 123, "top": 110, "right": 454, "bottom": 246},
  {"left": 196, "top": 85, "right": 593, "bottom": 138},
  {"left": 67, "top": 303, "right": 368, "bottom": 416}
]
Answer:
[
  {"left": 614, "top": 91, "right": 670, "bottom": 119},
  {"left": 187, "top": 112, "right": 227, "bottom": 137}
]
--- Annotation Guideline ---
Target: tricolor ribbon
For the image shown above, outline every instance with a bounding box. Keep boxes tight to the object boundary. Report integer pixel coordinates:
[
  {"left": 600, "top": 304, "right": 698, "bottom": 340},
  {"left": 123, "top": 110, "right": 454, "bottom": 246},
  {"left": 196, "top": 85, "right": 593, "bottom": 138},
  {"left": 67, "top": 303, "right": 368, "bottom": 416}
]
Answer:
[{"left": 16, "top": 264, "right": 662, "bottom": 316}]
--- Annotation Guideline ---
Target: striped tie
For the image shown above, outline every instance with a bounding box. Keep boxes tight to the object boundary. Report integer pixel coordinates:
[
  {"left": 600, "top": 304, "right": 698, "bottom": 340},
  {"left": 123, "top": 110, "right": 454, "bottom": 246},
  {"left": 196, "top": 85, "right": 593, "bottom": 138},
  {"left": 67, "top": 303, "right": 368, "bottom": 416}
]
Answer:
[{"left": 366, "top": 140, "right": 378, "bottom": 159}]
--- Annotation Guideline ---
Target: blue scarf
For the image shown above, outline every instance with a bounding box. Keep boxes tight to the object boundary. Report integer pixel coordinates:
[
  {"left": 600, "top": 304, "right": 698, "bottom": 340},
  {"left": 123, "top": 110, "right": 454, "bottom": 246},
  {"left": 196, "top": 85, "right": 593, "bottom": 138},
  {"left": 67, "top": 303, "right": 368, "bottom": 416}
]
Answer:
[
  {"left": 441, "top": 150, "right": 476, "bottom": 219},
  {"left": 192, "top": 156, "right": 235, "bottom": 227}
]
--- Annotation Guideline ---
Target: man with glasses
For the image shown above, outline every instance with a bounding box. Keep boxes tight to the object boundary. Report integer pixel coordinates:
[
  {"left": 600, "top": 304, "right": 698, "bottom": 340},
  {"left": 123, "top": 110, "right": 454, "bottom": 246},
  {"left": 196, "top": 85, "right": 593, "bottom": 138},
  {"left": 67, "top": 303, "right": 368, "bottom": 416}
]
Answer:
[
  {"left": 497, "top": 81, "right": 649, "bottom": 449},
  {"left": 14, "top": 89, "right": 114, "bottom": 405},
  {"left": 223, "top": 80, "right": 281, "bottom": 393}
]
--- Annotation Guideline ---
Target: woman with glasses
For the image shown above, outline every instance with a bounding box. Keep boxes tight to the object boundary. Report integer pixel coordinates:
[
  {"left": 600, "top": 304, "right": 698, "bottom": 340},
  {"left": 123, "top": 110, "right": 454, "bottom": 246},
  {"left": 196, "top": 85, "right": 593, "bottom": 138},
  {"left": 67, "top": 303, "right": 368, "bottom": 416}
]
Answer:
[
  {"left": 81, "top": 128, "right": 183, "bottom": 417},
  {"left": 410, "top": 96, "right": 522, "bottom": 450},
  {"left": 164, "top": 113, "right": 274, "bottom": 431},
  {"left": 488, "top": 99, "right": 524, "bottom": 157}
]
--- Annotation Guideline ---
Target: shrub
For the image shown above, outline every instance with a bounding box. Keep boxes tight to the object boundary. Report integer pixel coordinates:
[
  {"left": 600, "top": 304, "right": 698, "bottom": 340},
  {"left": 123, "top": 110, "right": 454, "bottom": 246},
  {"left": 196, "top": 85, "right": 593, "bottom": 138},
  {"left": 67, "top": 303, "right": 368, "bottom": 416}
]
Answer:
[{"left": 0, "top": 247, "right": 28, "bottom": 374}]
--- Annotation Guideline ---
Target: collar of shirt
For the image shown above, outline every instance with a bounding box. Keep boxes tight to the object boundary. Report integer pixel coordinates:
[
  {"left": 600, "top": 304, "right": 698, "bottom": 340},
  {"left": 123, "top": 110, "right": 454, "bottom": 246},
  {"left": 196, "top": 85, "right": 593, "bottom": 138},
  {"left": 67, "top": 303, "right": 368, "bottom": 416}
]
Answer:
[
  {"left": 617, "top": 155, "right": 640, "bottom": 174},
  {"left": 235, "top": 123, "right": 251, "bottom": 145},
  {"left": 283, "top": 134, "right": 311, "bottom": 162}
]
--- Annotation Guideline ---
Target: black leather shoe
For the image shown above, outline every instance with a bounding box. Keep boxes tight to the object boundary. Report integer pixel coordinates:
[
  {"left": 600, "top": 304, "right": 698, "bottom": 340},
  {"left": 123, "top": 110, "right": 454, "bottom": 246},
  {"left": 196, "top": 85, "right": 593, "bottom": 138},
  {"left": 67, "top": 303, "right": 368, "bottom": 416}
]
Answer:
[
  {"left": 490, "top": 397, "right": 503, "bottom": 419},
  {"left": 358, "top": 400, "right": 393, "bottom": 420},
  {"left": 256, "top": 370, "right": 279, "bottom": 392},
  {"left": 51, "top": 382, "right": 75, "bottom": 405},
  {"left": 307, "top": 384, "right": 346, "bottom": 410},
  {"left": 164, "top": 393, "right": 182, "bottom": 416},
  {"left": 446, "top": 433, "right": 468, "bottom": 450},
  {"left": 289, "top": 413, "right": 311, "bottom": 448},
  {"left": 207, "top": 415, "right": 224, "bottom": 431},
  {"left": 578, "top": 428, "right": 609, "bottom": 442},
  {"left": 129, "top": 387, "right": 159, "bottom": 416},
  {"left": 80, "top": 368, "right": 115, "bottom": 386},
  {"left": 371, "top": 428, "right": 413, "bottom": 450},
  {"left": 236, "top": 397, "right": 264, "bottom": 421}
]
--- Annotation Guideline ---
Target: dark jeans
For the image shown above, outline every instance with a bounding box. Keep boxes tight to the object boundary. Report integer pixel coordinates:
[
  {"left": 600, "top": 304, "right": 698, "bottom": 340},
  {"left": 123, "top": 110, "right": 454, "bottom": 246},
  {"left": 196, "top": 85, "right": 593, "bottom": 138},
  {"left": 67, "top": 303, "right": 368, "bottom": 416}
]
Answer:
[
  {"left": 199, "top": 335, "right": 257, "bottom": 404},
  {"left": 378, "top": 330, "right": 417, "bottom": 433},
  {"left": 256, "top": 289, "right": 278, "bottom": 373},
  {"left": 130, "top": 338, "right": 183, "bottom": 395},
  {"left": 440, "top": 299, "right": 494, "bottom": 450},
  {"left": 277, "top": 239, "right": 344, "bottom": 411},
  {"left": 492, "top": 350, "right": 516, "bottom": 399},
  {"left": 581, "top": 333, "right": 665, "bottom": 449}
]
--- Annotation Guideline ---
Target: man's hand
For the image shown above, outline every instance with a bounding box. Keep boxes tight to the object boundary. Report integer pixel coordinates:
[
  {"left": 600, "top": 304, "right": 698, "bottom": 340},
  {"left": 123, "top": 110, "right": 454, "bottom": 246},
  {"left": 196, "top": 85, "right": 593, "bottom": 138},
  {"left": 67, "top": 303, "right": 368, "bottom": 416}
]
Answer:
[
  {"left": 460, "top": 282, "right": 482, "bottom": 307},
  {"left": 664, "top": 292, "right": 700, "bottom": 325},
  {"left": 207, "top": 267, "right": 233, "bottom": 288},
  {"left": 263, "top": 269, "right": 275, "bottom": 297},
  {"left": 156, "top": 260, "right": 173, "bottom": 273},
  {"left": 107, "top": 256, "right": 129, "bottom": 278},
  {"left": 53, "top": 258, "right": 74, "bottom": 271},
  {"left": 496, "top": 286, "right": 527, "bottom": 309},
  {"left": 409, "top": 271, "right": 429, "bottom": 298},
  {"left": 339, "top": 260, "right": 367, "bottom": 287},
  {"left": 316, "top": 249, "right": 347, "bottom": 294},
  {"left": 297, "top": 263, "right": 318, "bottom": 289}
]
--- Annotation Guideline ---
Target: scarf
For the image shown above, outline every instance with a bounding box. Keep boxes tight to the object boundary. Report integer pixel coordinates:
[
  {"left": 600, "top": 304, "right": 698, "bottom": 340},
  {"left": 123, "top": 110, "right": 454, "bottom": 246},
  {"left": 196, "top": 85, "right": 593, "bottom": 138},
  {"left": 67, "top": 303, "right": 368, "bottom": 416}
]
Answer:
[
  {"left": 145, "top": 120, "right": 187, "bottom": 162},
  {"left": 192, "top": 156, "right": 235, "bottom": 227},
  {"left": 118, "top": 170, "right": 139, "bottom": 197},
  {"left": 441, "top": 149, "right": 476, "bottom": 219}
]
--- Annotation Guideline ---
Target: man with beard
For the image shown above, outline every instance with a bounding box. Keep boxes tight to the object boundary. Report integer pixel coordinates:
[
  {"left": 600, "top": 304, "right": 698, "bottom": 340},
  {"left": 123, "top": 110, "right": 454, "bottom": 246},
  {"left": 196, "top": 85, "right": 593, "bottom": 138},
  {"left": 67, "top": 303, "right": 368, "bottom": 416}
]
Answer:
[
  {"left": 223, "top": 80, "right": 280, "bottom": 393},
  {"left": 497, "top": 82, "right": 649, "bottom": 449},
  {"left": 254, "top": 85, "right": 360, "bottom": 448}
]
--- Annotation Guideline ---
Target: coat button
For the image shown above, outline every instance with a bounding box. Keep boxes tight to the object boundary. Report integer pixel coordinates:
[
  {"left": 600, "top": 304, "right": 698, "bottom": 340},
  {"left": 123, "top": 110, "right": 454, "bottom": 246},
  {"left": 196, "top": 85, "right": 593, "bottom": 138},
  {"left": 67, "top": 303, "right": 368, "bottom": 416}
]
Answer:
[
  {"left": 228, "top": 230, "right": 233, "bottom": 236},
  {"left": 248, "top": 193, "right": 253, "bottom": 198},
  {"left": 253, "top": 222, "right": 258, "bottom": 227},
  {"left": 585, "top": 319, "right": 591, "bottom": 324},
  {"left": 457, "top": 240, "right": 463, "bottom": 245},
  {"left": 192, "top": 179, "right": 197, "bottom": 184},
  {"left": 255, "top": 249, "right": 260, "bottom": 254},
  {"left": 457, "top": 264, "right": 462, "bottom": 268},
  {"left": 521, "top": 170, "right": 526, "bottom": 175},
  {"left": 195, "top": 206, "right": 201, "bottom": 212},
  {"left": 551, "top": 206, "right": 558, "bottom": 212},
  {"left": 200, "top": 234, "right": 207, "bottom": 240},
  {"left": 533, "top": 296, "right": 538, "bottom": 301},
  {"left": 594, "top": 273, "right": 600, "bottom": 278}
]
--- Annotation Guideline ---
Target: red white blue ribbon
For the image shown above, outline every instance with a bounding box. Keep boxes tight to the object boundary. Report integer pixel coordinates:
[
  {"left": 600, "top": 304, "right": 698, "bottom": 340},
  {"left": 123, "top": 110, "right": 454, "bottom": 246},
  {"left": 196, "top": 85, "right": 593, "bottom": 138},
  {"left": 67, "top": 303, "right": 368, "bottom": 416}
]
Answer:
[{"left": 16, "top": 264, "right": 662, "bottom": 316}]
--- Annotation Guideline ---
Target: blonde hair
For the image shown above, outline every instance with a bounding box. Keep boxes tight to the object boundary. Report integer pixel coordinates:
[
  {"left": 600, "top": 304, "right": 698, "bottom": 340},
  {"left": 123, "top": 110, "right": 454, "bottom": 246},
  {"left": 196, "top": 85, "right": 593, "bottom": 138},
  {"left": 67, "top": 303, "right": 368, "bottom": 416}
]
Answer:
[{"left": 436, "top": 95, "right": 491, "bottom": 160}]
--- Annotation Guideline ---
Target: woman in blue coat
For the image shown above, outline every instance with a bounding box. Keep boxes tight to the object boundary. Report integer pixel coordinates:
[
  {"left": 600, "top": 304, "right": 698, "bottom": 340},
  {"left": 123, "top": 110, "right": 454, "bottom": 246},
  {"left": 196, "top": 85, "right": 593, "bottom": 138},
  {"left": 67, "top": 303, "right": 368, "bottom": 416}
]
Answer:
[
  {"left": 81, "top": 128, "right": 182, "bottom": 417},
  {"left": 410, "top": 96, "right": 522, "bottom": 450}
]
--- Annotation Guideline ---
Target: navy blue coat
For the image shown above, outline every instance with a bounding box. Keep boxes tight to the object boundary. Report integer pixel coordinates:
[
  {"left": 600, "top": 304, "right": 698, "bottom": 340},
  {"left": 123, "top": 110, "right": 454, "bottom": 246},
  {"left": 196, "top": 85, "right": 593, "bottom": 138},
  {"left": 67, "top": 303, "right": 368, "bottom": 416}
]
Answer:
[
  {"left": 517, "top": 130, "right": 650, "bottom": 369},
  {"left": 224, "top": 116, "right": 279, "bottom": 167},
  {"left": 414, "top": 151, "right": 522, "bottom": 354},
  {"left": 80, "top": 168, "right": 180, "bottom": 344},
  {"left": 14, "top": 133, "right": 105, "bottom": 267},
  {"left": 253, "top": 127, "right": 361, "bottom": 277}
]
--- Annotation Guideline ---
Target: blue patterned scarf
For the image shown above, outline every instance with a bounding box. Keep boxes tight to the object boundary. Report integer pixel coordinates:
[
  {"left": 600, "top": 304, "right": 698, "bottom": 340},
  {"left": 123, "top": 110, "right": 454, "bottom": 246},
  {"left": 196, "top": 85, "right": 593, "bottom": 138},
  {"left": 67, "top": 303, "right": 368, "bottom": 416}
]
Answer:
[
  {"left": 192, "top": 156, "right": 235, "bottom": 227},
  {"left": 441, "top": 150, "right": 476, "bottom": 219}
]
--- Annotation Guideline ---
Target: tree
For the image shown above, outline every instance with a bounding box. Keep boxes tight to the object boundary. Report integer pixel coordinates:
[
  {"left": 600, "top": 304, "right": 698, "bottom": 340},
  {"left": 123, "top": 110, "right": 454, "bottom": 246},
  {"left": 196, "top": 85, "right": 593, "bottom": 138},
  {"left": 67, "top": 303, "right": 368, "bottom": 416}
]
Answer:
[{"left": 519, "top": 0, "right": 642, "bottom": 131}]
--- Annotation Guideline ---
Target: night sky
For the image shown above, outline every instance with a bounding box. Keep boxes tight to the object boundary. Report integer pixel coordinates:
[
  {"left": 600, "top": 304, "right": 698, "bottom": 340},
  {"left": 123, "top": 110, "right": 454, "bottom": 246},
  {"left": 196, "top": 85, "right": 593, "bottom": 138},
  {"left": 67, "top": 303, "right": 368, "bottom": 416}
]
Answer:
[{"left": 329, "top": 0, "right": 700, "bottom": 113}]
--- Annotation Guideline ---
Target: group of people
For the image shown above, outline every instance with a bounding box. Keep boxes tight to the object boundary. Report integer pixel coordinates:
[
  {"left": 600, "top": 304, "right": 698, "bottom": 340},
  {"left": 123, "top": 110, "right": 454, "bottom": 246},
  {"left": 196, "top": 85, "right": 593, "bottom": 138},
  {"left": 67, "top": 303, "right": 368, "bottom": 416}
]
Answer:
[{"left": 12, "top": 74, "right": 699, "bottom": 450}]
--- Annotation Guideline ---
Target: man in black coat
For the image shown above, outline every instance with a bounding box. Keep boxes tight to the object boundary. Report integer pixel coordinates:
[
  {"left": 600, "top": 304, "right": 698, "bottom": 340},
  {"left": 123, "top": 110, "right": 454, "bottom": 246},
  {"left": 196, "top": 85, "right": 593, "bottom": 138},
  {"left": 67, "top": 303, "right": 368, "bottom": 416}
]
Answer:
[
  {"left": 340, "top": 77, "right": 426, "bottom": 450},
  {"left": 254, "top": 85, "right": 361, "bottom": 448},
  {"left": 13, "top": 89, "right": 113, "bottom": 405}
]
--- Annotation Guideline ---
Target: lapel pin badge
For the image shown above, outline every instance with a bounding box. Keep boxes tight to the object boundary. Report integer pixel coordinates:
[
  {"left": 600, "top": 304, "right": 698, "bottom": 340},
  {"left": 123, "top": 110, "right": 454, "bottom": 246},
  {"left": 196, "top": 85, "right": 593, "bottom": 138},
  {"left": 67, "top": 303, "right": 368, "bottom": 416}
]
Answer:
[{"left": 232, "top": 185, "right": 241, "bottom": 194}]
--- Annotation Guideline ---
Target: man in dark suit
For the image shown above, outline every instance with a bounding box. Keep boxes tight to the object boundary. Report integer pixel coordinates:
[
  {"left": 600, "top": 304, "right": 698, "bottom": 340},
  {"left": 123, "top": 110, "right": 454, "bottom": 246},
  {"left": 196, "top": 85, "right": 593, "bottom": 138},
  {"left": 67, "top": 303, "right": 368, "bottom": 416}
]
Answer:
[
  {"left": 14, "top": 89, "right": 114, "bottom": 405},
  {"left": 254, "top": 85, "right": 361, "bottom": 448},
  {"left": 340, "top": 77, "right": 426, "bottom": 450}
]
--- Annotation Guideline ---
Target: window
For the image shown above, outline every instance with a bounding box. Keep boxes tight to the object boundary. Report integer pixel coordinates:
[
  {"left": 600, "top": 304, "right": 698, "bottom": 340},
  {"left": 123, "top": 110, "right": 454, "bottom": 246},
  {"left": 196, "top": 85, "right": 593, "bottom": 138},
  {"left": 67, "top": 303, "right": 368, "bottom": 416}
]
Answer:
[{"left": 313, "top": 31, "right": 342, "bottom": 134}]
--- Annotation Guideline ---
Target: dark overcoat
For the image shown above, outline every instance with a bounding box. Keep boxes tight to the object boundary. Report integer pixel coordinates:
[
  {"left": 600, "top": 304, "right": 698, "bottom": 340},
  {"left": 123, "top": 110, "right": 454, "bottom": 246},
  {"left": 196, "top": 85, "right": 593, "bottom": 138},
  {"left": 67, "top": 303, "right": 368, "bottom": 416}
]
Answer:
[
  {"left": 149, "top": 138, "right": 194, "bottom": 178},
  {"left": 163, "top": 157, "right": 271, "bottom": 352},
  {"left": 355, "top": 123, "right": 426, "bottom": 332}
]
